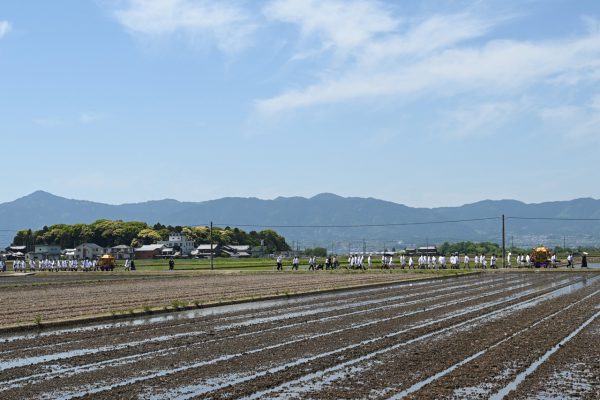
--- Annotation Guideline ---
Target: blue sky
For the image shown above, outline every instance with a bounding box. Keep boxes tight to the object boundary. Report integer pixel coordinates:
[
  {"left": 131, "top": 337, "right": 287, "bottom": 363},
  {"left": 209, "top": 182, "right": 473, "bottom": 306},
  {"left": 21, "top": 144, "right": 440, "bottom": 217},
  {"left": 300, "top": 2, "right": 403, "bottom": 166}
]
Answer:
[{"left": 1, "top": 0, "right": 600, "bottom": 207}]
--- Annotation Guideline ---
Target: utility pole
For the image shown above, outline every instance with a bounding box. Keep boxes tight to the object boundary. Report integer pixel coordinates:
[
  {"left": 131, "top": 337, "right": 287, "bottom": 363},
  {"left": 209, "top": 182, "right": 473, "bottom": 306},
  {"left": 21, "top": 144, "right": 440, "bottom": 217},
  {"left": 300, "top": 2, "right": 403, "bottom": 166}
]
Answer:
[
  {"left": 210, "top": 221, "right": 214, "bottom": 270},
  {"left": 502, "top": 214, "right": 506, "bottom": 269},
  {"left": 563, "top": 236, "right": 566, "bottom": 250}
]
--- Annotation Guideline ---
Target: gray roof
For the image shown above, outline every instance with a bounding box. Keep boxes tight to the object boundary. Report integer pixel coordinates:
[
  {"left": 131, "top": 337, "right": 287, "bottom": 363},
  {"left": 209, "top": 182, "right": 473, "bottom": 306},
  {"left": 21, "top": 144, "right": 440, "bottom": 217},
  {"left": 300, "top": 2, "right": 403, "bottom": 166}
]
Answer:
[
  {"left": 227, "top": 245, "right": 250, "bottom": 251},
  {"left": 135, "top": 244, "right": 165, "bottom": 252},
  {"left": 196, "top": 244, "right": 217, "bottom": 250}
]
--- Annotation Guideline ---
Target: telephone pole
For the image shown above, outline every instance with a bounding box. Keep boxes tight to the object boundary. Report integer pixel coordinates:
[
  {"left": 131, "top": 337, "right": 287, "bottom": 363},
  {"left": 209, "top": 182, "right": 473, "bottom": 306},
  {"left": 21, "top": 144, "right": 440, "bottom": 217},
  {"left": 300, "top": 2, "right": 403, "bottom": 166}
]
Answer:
[
  {"left": 210, "top": 221, "right": 214, "bottom": 270},
  {"left": 502, "top": 214, "right": 506, "bottom": 269}
]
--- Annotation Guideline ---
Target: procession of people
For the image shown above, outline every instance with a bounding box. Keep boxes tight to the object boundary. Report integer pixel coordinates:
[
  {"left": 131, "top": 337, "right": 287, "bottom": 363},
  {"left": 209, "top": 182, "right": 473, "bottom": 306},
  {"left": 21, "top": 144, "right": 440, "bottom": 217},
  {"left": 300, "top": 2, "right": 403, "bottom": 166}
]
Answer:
[
  {"left": 273, "top": 251, "right": 590, "bottom": 271},
  {"left": 0, "top": 257, "right": 122, "bottom": 273}
]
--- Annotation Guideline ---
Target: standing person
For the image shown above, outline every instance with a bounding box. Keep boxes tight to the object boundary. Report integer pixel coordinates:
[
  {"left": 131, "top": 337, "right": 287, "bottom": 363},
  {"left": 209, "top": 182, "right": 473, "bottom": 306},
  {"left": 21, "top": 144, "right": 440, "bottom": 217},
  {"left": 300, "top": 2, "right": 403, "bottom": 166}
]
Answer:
[
  {"left": 308, "top": 256, "right": 315, "bottom": 270},
  {"left": 276, "top": 255, "right": 283, "bottom": 271},
  {"left": 490, "top": 254, "right": 497, "bottom": 269},
  {"left": 581, "top": 252, "right": 588, "bottom": 268},
  {"left": 292, "top": 256, "right": 299, "bottom": 270},
  {"left": 408, "top": 256, "right": 414, "bottom": 268},
  {"left": 439, "top": 255, "right": 446, "bottom": 269},
  {"left": 168, "top": 258, "right": 175, "bottom": 271},
  {"left": 464, "top": 254, "right": 470, "bottom": 269},
  {"left": 325, "top": 256, "right": 331, "bottom": 270},
  {"left": 367, "top": 254, "right": 372, "bottom": 269},
  {"left": 506, "top": 252, "right": 512, "bottom": 268},
  {"left": 0, "top": 259, "right": 5, "bottom": 272}
]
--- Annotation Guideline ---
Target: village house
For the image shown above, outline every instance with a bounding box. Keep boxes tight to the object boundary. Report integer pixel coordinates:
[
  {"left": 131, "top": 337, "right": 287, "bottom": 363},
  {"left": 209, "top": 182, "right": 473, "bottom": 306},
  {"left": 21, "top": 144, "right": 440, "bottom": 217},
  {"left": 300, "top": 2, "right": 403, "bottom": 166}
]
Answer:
[
  {"left": 221, "top": 245, "right": 251, "bottom": 258},
  {"left": 109, "top": 245, "right": 135, "bottom": 260},
  {"left": 192, "top": 244, "right": 220, "bottom": 258},
  {"left": 75, "top": 243, "right": 107, "bottom": 259},
  {"left": 158, "top": 233, "right": 195, "bottom": 256},
  {"left": 28, "top": 244, "right": 63, "bottom": 260},
  {"left": 134, "top": 244, "right": 165, "bottom": 259},
  {"left": 5, "top": 245, "right": 27, "bottom": 260}
]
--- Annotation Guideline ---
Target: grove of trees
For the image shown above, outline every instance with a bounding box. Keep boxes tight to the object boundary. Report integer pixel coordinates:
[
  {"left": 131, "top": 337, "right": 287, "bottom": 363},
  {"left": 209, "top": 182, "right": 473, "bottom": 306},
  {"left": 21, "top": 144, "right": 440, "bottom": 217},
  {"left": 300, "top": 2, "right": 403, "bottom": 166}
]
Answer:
[{"left": 12, "top": 220, "right": 291, "bottom": 253}]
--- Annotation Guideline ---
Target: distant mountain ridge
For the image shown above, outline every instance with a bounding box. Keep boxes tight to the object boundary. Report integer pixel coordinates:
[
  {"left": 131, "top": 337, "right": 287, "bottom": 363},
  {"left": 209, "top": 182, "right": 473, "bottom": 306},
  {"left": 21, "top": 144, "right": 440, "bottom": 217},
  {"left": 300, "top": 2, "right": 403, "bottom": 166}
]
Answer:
[{"left": 1, "top": 191, "right": 599, "bottom": 249}]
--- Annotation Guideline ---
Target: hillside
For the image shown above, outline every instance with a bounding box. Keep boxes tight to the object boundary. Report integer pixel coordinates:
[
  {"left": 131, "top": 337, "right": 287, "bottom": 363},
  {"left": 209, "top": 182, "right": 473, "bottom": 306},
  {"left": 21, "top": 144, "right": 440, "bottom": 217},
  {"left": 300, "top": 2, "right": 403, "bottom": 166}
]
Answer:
[{"left": 1, "top": 191, "right": 599, "bottom": 250}]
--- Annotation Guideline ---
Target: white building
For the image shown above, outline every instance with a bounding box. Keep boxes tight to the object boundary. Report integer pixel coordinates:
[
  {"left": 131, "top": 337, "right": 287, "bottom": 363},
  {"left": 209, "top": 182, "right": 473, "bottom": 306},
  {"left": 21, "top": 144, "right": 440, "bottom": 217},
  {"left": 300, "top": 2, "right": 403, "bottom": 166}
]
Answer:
[
  {"left": 28, "top": 244, "right": 62, "bottom": 260},
  {"left": 110, "top": 245, "right": 135, "bottom": 260},
  {"left": 76, "top": 243, "right": 107, "bottom": 259},
  {"left": 158, "top": 233, "right": 195, "bottom": 255}
]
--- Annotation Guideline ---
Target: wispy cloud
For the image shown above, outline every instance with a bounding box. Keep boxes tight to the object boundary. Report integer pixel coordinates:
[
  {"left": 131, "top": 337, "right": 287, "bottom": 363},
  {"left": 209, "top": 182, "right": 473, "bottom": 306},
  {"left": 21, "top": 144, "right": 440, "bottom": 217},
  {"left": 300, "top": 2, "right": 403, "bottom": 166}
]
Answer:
[
  {"left": 34, "top": 112, "right": 106, "bottom": 127},
  {"left": 79, "top": 112, "right": 105, "bottom": 124},
  {"left": 111, "top": 0, "right": 257, "bottom": 54},
  {"left": 256, "top": 4, "right": 600, "bottom": 115},
  {"left": 443, "top": 102, "right": 517, "bottom": 139},
  {"left": 539, "top": 95, "right": 600, "bottom": 142},
  {"left": 33, "top": 117, "right": 67, "bottom": 128},
  {"left": 0, "top": 20, "right": 12, "bottom": 38},
  {"left": 263, "top": 0, "right": 399, "bottom": 57}
]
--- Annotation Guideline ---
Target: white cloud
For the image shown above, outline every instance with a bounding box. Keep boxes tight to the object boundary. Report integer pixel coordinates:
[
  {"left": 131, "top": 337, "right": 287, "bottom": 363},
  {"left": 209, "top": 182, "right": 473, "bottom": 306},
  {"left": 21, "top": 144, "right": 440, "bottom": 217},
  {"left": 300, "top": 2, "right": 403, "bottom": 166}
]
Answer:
[
  {"left": 112, "top": 0, "right": 256, "bottom": 54},
  {"left": 256, "top": 7, "right": 600, "bottom": 115},
  {"left": 539, "top": 95, "right": 600, "bottom": 141},
  {"left": 79, "top": 112, "right": 105, "bottom": 124},
  {"left": 33, "top": 117, "right": 67, "bottom": 128},
  {"left": 34, "top": 112, "right": 106, "bottom": 127},
  {"left": 264, "top": 0, "right": 399, "bottom": 56},
  {"left": 445, "top": 102, "right": 517, "bottom": 139},
  {"left": 0, "top": 20, "right": 12, "bottom": 38}
]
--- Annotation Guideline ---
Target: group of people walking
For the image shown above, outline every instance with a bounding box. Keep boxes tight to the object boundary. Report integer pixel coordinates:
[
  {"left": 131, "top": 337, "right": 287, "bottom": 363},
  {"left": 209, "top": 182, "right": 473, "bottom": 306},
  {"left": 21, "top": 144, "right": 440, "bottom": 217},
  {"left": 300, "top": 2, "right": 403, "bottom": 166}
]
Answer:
[
  {"left": 0, "top": 258, "right": 100, "bottom": 272},
  {"left": 274, "top": 252, "right": 592, "bottom": 271},
  {"left": 0, "top": 257, "right": 144, "bottom": 273}
]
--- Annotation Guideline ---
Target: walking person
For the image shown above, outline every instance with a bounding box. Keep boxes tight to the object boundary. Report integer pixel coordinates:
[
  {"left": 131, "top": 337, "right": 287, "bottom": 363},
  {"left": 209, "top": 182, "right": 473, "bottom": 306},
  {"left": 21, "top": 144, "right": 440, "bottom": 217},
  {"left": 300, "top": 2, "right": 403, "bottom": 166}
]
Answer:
[
  {"left": 308, "top": 256, "right": 315, "bottom": 271},
  {"left": 581, "top": 252, "right": 588, "bottom": 268},
  {"left": 276, "top": 255, "right": 283, "bottom": 271},
  {"left": 292, "top": 256, "right": 299, "bottom": 271}
]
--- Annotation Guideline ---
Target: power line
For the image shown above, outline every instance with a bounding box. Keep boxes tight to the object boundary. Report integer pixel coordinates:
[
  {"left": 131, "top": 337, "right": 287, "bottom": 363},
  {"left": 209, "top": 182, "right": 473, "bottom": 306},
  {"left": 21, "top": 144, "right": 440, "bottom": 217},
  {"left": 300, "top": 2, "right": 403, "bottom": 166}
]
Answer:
[
  {"left": 212, "top": 217, "right": 500, "bottom": 229},
  {"left": 507, "top": 217, "right": 600, "bottom": 221}
]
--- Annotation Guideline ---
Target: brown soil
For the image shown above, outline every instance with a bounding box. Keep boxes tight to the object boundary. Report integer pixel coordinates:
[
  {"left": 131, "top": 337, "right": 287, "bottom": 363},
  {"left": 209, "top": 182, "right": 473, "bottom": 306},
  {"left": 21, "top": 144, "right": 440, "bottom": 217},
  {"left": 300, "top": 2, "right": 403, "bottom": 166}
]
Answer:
[
  {"left": 0, "top": 271, "right": 443, "bottom": 327},
  {"left": 0, "top": 272, "right": 597, "bottom": 399}
]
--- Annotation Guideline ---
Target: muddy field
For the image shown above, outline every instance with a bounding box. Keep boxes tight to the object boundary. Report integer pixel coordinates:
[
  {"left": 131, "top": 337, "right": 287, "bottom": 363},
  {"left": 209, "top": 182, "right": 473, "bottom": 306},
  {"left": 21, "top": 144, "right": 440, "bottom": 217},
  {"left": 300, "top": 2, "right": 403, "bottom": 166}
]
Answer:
[
  {"left": 0, "top": 272, "right": 599, "bottom": 399},
  {"left": 0, "top": 271, "right": 442, "bottom": 327}
]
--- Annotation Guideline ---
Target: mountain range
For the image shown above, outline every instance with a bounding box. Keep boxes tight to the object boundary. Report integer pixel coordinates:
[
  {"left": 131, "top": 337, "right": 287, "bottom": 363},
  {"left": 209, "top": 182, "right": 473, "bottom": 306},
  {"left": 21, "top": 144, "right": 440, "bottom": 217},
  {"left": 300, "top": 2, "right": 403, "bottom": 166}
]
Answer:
[{"left": 1, "top": 191, "right": 599, "bottom": 250}]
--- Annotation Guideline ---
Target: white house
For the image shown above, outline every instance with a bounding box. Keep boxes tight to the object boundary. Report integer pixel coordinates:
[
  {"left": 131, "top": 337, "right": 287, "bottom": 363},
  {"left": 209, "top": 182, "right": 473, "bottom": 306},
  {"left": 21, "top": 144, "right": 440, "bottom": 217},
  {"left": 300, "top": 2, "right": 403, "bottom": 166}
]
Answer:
[
  {"left": 109, "top": 245, "right": 135, "bottom": 260},
  {"left": 158, "top": 233, "right": 195, "bottom": 255},
  {"left": 76, "top": 243, "right": 106, "bottom": 259},
  {"left": 28, "top": 244, "right": 62, "bottom": 260}
]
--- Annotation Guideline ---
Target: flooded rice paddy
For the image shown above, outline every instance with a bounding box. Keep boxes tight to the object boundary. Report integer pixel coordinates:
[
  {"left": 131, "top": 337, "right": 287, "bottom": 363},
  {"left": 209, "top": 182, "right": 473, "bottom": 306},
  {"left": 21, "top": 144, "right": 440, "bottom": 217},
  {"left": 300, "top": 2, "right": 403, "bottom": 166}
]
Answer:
[{"left": 0, "top": 272, "right": 599, "bottom": 399}]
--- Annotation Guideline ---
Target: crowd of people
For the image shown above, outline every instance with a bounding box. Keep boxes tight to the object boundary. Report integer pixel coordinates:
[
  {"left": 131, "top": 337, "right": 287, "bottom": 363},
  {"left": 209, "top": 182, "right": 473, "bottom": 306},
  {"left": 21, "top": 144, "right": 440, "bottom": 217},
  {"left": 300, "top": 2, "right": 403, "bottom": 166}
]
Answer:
[
  {"left": 0, "top": 258, "right": 141, "bottom": 272},
  {"left": 274, "top": 251, "right": 589, "bottom": 271},
  {"left": 0, "top": 258, "right": 104, "bottom": 272}
]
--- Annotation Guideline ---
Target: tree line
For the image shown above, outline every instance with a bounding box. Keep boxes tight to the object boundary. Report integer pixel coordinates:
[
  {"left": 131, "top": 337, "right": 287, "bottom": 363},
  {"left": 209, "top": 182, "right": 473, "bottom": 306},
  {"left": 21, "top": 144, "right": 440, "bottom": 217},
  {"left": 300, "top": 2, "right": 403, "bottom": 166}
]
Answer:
[{"left": 12, "top": 220, "right": 291, "bottom": 253}]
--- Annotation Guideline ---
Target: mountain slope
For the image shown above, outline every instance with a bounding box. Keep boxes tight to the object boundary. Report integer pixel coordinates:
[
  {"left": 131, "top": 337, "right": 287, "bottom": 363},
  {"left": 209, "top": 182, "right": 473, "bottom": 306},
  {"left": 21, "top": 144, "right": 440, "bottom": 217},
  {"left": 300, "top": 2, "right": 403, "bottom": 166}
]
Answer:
[{"left": 1, "top": 191, "right": 599, "bottom": 249}]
